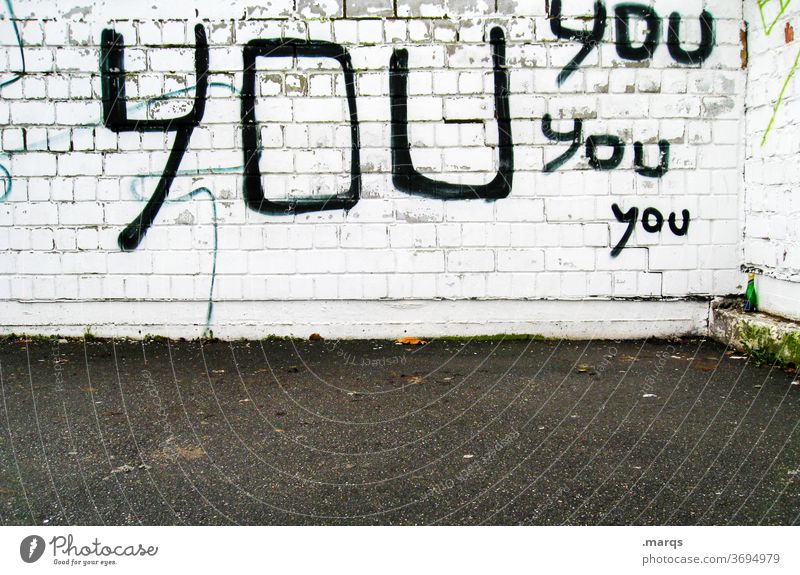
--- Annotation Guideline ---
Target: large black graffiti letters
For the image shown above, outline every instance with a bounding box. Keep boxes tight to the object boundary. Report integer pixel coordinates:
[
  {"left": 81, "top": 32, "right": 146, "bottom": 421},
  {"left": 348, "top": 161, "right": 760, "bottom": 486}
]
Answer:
[
  {"left": 668, "top": 10, "right": 715, "bottom": 65},
  {"left": 633, "top": 141, "right": 670, "bottom": 178},
  {"left": 100, "top": 24, "right": 209, "bottom": 251},
  {"left": 551, "top": 2, "right": 715, "bottom": 82},
  {"left": 542, "top": 114, "right": 583, "bottom": 173},
  {"left": 586, "top": 134, "right": 625, "bottom": 171},
  {"left": 241, "top": 39, "right": 361, "bottom": 214},
  {"left": 615, "top": 3, "right": 660, "bottom": 61},
  {"left": 390, "top": 27, "right": 513, "bottom": 200},
  {"left": 549, "top": 0, "right": 607, "bottom": 86}
]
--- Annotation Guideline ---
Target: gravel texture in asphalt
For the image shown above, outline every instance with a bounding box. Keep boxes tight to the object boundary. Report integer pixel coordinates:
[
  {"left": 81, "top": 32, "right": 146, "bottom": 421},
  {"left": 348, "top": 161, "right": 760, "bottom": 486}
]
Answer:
[{"left": 0, "top": 336, "right": 798, "bottom": 525}]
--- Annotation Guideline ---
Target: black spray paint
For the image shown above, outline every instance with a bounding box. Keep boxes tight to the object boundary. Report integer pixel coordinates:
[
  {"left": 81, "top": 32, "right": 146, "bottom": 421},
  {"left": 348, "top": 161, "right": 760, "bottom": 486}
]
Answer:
[
  {"left": 100, "top": 24, "right": 209, "bottom": 251},
  {"left": 611, "top": 204, "right": 691, "bottom": 257},
  {"left": 89, "top": 18, "right": 704, "bottom": 288},
  {"left": 543, "top": 118, "right": 670, "bottom": 178},
  {"left": 542, "top": 114, "right": 583, "bottom": 173},
  {"left": 550, "top": 1, "right": 715, "bottom": 84},
  {"left": 241, "top": 38, "right": 361, "bottom": 214},
  {"left": 586, "top": 134, "right": 625, "bottom": 171},
  {"left": 633, "top": 141, "right": 670, "bottom": 178},
  {"left": 615, "top": 3, "right": 660, "bottom": 61},
  {"left": 668, "top": 11, "right": 715, "bottom": 65},
  {"left": 390, "top": 27, "right": 513, "bottom": 200},
  {"left": 549, "top": 0, "right": 607, "bottom": 86}
]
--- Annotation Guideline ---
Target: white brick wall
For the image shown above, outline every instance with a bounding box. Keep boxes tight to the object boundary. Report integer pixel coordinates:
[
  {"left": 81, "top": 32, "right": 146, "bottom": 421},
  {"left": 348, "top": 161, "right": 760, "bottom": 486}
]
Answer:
[
  {"left": 743, "top": 0, "right": 800, "bottom": 320},
  {"left": 0, "top": 0, "right": 752, "bottom": 337},
  {"left": 744, "top": 0, "right": 800, "bottom": 280}
]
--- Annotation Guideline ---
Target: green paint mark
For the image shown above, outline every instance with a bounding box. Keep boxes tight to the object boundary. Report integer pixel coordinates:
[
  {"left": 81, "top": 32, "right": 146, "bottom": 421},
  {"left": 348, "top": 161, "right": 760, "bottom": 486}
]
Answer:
[
  {"left": 759, "top": 0, "right": 794, "bottom": 36},
  {"left": 762, "top": 45, "right": 800, "bottom": 146},
  {"left": 758, "top": 1, "right": 800, "bottom": 144}
]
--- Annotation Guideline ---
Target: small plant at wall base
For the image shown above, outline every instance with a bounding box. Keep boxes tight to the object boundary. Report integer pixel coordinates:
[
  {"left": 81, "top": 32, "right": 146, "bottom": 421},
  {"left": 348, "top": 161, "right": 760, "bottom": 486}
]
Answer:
[{"left": 737, "top": 321, "right": 800, "bottom": 368}]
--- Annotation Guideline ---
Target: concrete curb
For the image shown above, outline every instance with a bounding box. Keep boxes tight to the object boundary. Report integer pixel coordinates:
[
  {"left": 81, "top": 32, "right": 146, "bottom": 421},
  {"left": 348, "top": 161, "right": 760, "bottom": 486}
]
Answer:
[{"left": 710, "top": 298, "right": 800, "bottom": 366}]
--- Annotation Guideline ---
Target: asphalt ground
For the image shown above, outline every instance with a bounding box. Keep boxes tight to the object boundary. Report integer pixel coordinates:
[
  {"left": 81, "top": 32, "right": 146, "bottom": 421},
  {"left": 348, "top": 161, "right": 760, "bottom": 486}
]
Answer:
[{"left": 0, "top": 336, "right": 798, "bottom": 525}]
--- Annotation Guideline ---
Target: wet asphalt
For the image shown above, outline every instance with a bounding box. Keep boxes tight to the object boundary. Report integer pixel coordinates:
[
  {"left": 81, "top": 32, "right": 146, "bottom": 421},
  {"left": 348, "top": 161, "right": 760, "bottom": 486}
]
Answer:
[{"left": 0, "top": 336, "right": 798, "bottom": 525}]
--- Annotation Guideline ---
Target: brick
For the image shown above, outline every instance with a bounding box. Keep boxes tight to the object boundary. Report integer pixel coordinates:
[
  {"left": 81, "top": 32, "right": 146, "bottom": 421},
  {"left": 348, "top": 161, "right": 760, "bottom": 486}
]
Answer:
[
  {"left": 0, "top": 0, "right": 778, "bottom": 335},
  {"left": 447, "top": 250, "right": 494, "bottom": 272}
]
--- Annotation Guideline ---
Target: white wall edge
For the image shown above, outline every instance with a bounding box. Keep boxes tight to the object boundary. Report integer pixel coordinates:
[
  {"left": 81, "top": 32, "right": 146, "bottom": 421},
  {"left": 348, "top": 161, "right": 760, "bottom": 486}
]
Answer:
[
  {"left": 0, "top": 299, "right": 711, "bottom": 340},
  {"left": 756, "top": 275, "right": 800, "bottom": 322}
]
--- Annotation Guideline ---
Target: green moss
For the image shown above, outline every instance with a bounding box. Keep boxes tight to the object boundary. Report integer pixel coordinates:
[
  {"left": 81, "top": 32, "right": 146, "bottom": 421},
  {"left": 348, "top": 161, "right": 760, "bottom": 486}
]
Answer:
[
  {"left": 0, "top": 333, "right": 59, "bottom": 342},
  {"left": 260, "top": 334, "right": 305, "bottom": 342},
  {"left": 736, "top": 320, "right": 800, "bottom": 368}
]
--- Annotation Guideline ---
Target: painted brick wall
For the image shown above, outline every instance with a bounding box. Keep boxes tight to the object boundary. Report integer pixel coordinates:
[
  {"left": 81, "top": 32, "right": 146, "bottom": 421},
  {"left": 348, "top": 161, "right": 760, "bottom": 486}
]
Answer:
[
  {"left": 0, "top": 0, "right": 746, "bottom": 337},
  {"left": 744, "top": 1, "right": 800, "bottom": 279}
]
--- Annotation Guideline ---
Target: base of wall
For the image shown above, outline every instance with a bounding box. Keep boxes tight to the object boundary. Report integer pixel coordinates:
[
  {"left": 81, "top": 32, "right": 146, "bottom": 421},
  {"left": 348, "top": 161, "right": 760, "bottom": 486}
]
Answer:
[
  {"left": 0, "top": 299, "right": 711, "bottom": 340},
  {"left": 710, "top": 298, "right": 800, "bottom": 366},
  {"left": 756, "top": 276, "right": 800, "bottom": 323}
]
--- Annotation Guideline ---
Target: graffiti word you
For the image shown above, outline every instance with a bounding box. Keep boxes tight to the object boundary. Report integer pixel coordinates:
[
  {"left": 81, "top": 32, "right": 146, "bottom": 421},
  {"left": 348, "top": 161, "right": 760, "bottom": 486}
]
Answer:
[
  {"left": 100, "top": 27, "right": 514, "bottom": 251},
  {"left": 97, "top": 10, "right": 717, "bottom": 256},
  {"left": 542, "top": 114, "right": 669, "bottom": 177},
  {"left": 611, "top": 204, "right": 691, "bottom": 257},
  {"left": 549, "top": 0, "right": 715, "bottom": 85}
]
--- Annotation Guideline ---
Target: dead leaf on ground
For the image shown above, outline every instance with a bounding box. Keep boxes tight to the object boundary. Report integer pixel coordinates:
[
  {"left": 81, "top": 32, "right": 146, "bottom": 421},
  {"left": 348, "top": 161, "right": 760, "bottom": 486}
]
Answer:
[
  {"left": 176, "top": 446, "right": 205, "bottom": 460},
  {"left": 273, "top": 428, "right": 285, "bottom": 433},
  {"left": 80, "top": 386, "right": 96, "bottom": 393},
  {"left": 691, "top": 359, "right": 718, "bottom": 372},
  {"left": 395, "top": 337, "right": 427, "bottom": 346},
  {"left": 111, "top": 464, "right": 136, "bottom": 474}
]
